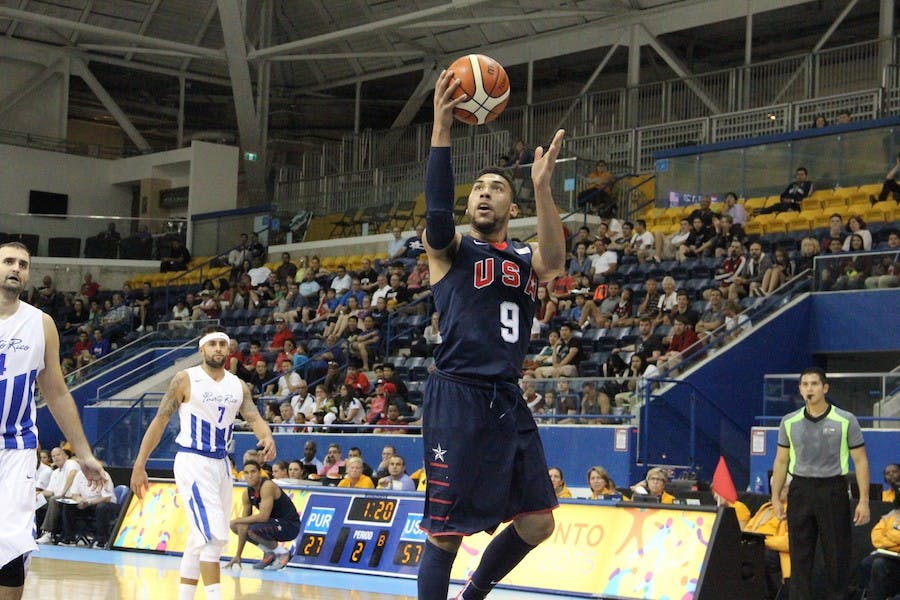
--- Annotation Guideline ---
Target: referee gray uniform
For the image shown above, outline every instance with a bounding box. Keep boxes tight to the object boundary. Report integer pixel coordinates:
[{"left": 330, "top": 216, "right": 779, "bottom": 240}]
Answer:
[{"left": 777, "top": 403, "right": 865, "bottom": 600}]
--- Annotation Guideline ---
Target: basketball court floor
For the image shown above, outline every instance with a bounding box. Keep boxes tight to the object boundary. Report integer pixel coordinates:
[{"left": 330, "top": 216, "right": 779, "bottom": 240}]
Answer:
[{"left": 29, "top": 546, "right": 556, "bottom": 599}]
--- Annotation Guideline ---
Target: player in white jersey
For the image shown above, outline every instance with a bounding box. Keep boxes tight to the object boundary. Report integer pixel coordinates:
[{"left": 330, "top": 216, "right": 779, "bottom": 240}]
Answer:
[
  {"left": 131, "top": 326, "right": 275, "bottom": 600},
  {"left": 0, "top": 242, "right": 105, "bottom": 599}
]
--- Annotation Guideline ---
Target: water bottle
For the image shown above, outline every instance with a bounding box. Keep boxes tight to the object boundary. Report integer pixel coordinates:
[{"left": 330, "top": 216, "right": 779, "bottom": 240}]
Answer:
[{"left": 754, "top": 476, "right": 764, "bottom": 494}]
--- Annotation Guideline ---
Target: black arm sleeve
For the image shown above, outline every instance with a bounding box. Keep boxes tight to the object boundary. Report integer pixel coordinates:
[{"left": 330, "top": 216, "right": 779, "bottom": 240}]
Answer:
[{"left": 425, "top": 146, "right": 457, "bottom": 251}]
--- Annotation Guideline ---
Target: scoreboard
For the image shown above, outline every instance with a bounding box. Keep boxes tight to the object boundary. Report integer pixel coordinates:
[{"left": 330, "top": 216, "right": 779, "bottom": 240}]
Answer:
[{"left": 290, "top": 490, "right": 426, "bottom": 577}]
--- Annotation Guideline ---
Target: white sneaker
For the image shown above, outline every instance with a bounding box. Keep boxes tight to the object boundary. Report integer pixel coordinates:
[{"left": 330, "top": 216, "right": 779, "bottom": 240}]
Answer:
[
  {"left": 36, "top": 532, "right": 53, "bottom": 544},
  {"left": 136, "top": 325, "right": 144, "bottom": 332}
]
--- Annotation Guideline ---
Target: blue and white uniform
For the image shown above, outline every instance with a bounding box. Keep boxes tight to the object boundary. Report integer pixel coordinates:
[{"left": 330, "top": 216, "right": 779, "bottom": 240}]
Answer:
[
  {"left": 174, "top": 365, "right": 243, "bottom": 563},
  {"left": 0, "top": 302, "right": 45, "bottom": 566}
]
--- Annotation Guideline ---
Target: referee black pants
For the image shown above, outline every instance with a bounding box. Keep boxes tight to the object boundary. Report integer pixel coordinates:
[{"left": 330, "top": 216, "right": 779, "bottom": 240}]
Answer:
[{"left": 787, "top": 475, "right": 851, "bottom": 600}]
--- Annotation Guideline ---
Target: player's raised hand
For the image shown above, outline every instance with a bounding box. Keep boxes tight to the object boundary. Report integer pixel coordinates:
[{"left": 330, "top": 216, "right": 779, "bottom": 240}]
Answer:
[
  {"left": 256, "top": 435, "right": 276, "bottom": 463},
  {"left": 130, "top": 465, "right": 149, "bottom": 500},
  {"left": 531, "top": 129, "right": 566, "bottom": 190},
  {"left": 433, "top": 69, "right": 467, "bottom": 133}
]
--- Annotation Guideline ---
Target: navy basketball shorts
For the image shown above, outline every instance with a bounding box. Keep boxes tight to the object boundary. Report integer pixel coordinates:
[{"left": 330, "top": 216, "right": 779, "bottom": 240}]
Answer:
[
  {"left": 419, "top": 371, "right": 558, "bottom": 537},
  {"left": 248, "top": 518, "right": 301, "bottom": 543}
]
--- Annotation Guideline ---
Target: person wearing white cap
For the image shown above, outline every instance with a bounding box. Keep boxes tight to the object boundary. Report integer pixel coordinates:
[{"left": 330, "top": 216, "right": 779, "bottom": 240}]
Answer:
[{"left": 130, "top": 327, "right": 276, "bottom": 600}]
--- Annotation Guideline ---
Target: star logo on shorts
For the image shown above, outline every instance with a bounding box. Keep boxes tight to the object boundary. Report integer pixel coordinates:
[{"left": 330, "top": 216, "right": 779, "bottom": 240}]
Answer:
[{"left": 431, "top": 444, "right": 447, "bottom": 462}]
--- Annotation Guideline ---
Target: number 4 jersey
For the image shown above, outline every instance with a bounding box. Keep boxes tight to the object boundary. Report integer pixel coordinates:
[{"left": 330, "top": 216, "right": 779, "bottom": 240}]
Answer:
[
  {"left": 0, "top": 302, "right": 45, "bottom": 449},
  {"left": 431, "top": 235, "right": 537, "bottom": 381},
  {"left": 175, "top": 365, "right": 243, "bottom": 459}
]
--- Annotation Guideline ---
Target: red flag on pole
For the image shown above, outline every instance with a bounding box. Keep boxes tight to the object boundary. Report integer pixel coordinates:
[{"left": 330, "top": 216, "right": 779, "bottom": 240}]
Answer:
[{"left": 712, "top": 456, "right": 738, "bottom": 504}]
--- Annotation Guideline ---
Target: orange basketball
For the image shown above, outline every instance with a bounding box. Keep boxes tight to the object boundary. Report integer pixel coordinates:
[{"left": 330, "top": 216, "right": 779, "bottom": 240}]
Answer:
[{"left": 448, "top": 54, "right": 510, "bottom": 125}]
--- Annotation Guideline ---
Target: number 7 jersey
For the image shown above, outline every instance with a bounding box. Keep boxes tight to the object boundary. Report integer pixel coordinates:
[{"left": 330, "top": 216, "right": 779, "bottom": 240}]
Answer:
[
  {"left": 175, "top": 365, "right": 243, "bottom": 459},
  {"left": 431, "top": 235, "right": 537, "bottom": 380}
]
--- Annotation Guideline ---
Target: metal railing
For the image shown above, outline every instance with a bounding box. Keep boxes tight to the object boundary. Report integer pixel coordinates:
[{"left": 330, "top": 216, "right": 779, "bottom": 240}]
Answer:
[{"left": 0, "top": 127, "right": 144, "bottom": 159}]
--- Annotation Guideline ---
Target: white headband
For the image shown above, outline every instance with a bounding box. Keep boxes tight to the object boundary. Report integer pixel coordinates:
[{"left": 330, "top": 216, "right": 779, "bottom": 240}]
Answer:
[{"left": 198, "top": 332, "right": 230, "bottom": 349}]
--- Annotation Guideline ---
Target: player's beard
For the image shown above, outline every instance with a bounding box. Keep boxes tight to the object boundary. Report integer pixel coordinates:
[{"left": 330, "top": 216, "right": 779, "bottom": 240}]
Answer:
[
  {"left": 0, "top": 276, "right": 24, "bottom": 297},
  {"left": 204, "top": 354, "right": 226, "bottom": 369},
  {"left": 471, "top": 212, "right": 508, "bottom": 236}
]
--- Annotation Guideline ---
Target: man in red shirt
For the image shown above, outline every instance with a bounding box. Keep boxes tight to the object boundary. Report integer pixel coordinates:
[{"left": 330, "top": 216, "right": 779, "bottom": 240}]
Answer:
[
  {"left": 268, "top": 317, "right": 294, "bottom": 352},
  {"left": 343, "top": 362, "right": 371, "bottom": 395},
  {"left": 80, "top": 273, "right": 100, "bottom": 300},
  {"left": 661, "top": 315, "right": 700, "bottom": 372},
  {"left": 374, "top": 403, "right": 408, "bottom": 434}
]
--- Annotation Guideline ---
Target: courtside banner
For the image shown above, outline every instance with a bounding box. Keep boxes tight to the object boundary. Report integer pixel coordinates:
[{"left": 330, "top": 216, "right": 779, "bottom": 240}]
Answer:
[
  {"left": 112, "top": 480, "right": 313, "bottom": 559},
  {"left": 450, "top": 502, "right": 720, "bottom": 598}
]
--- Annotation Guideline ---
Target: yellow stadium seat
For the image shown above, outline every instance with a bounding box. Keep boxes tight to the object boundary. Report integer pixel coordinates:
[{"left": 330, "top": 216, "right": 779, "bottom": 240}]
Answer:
[
  {"left": 856, "top": 183, "right": 882, "bottom": 197},
  {"left": 751, "top": 213, "right": 778, "bottom": 226},
  {"left": 787, "top": 218, "right": 813, "bottom": 233},
  {"left": 872, "top": 200, "right": 898, "bottom": 212},
  {"left": 845, "top": 203, "right": 870, "bottom": 218},
  {"left": 763, "top": 222, "right": 786, "bottom": 235},
  {"left": 808, "top": 189, "right": 833, "bottom": 200},
  {"left": 764, "top": 196, "right": 782, "bottom": 207},
  {"left": 743, "top": 197, "right": 767, "bottom": 212},
  {"left": 743, "top": 221, "right": 764, "bottom": 236},
  {"left": 846, "top": 193, "right": 868, "bottom": 207},
  {"left": 645, "top": 207, "right": 667, "bottom": 220},
  {"left": 822, "top": 196, "right": 849, "bottom": 211},
  {"left": 801, "top": 197, "right": 824, "bottom": 212},
  {"left": 863, "top": 207, "right": 888, "bottom": 223}
]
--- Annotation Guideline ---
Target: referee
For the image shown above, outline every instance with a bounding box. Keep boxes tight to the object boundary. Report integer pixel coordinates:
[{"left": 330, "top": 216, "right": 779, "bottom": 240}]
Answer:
[{"left": 770, "top": 367, "right": 870, "bottom": 600}]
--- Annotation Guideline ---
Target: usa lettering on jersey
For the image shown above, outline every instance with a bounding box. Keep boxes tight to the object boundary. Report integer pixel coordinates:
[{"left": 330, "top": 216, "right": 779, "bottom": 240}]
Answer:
[{"left": 473, "top": 258, "right": 538, "bottom": 300}]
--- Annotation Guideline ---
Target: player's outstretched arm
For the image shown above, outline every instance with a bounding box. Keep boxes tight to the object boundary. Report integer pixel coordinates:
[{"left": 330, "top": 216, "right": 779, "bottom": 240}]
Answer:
[
  {"left": 239, "top": 382, "right": 276, "bottom": 463},
  {"left": 36, "top": 313, "right": 105, "bottom": 486},
  {"left": 130, "top": 371, "right": 187, "bottom": 499},
  {"left": 531, "top": 129, "right": 567, "bottom": 281}
]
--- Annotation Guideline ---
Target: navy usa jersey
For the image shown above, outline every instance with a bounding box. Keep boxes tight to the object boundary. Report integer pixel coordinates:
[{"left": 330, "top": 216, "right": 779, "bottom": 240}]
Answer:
[{"left": 432, "top": 235, "right": 538, "bottom": 380}]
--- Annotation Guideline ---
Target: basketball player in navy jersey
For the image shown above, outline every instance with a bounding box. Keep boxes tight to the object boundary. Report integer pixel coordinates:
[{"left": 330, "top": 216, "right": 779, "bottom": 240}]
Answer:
[
  {"left": 0, "top": 242, "right": 105, "bottom": 599},
  {"left": 131, "top": 326, "right": 275, "bottom": 600},
  {"left": 416, "top": 70, "right": 566, "bottom": 600}
]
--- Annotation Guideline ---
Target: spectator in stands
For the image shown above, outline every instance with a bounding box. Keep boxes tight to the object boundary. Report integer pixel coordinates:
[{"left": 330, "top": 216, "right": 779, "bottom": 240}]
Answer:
[
  {"left": 688, "top": 196, "right": 717, "bottom": 228},
  {"left": 662, "top": 218, "right": 691, "bottom": 261},
  {"left": 534, "top": 286, "right": 557, "bottom": 335},
  {"left": 300, "top": 441, "right": 323, "bottom": 475},
  {"left": 610, "top": 286, "right": 635, "bottom": 327},
  {"left": 614, "top": 316, "right": 665, "bottom": 367},
  {"left": 72, "top": 331, "right": 92, "bottom": 369},
  {"left": 854, "top": 489, "right": 900, "bottom": 600},
  {"left": 405, "top": 256, "right": 430, "bottom": 293},
  {"left": 745, "top": 476, "right": 791, "bottom": 598},
  {"left": 736, "top": 241, "right": 772, "bottom": 298},
  {"left": 567, "top": 241, "right": 592, "bottom": 277},
  {"left": 631, "top": 467, "right": 675, "bottom": 503},
  {"left": 654, "top": 276, "right": 678, "bottom": 325},
  {"left": 386, "top": 227, "right": 407, "bottom": 264},
  {"left": 275, "top": 252, "right": 297, "bottom": 283},
  {"left": 631, "top": 219, "right": 657, "bottom": 263},
  {"left": 64, "top": 298, "right": 90, "bottom": 333},
  {"left": 377, "top": 454, "right": 415, "bottom": 491},
  {"left": 579, "top": 381, "right": 602, "bottom": 422},
  {"left": 59, "top": 468, "right": 116, "bottom": 546},
  {"left": 336, "top": 383, "right": 366, "bottom": 429},
  {"left": 589, "top": 237, "right": 618, "bottom": 284},
  {"left": 666, "top": 290, "right": 700, "bottom": 330},
  {"left": 837, "top": 110, "right": 852, "bottom": 124},
  {"left": 286, "top": 460, "right": 306, "bottom": 481},
  {"left": 381, "top": 363, "right": 409, "bottom": 407},
  {"left": 695, "top": 287, "right": 726, "bottom": 337},
  {"left": 225, "top": 339, "right": 248, "bottom": 380},
  {"left": 131, "top": 282, "right": 156, "bottom": 332},
  {"left": 715, "top": 241, "right": 748, "bottom": 300},
  {"left": 636, "top": 277, "right": 660, "bottom": 321},
  {"left": 677, "top": 217, "right": 715, "bottom": 262},
  {"left": 356, "top": 258, "right": 379, "bottom": 293},
  {"left": 329, "top": 265, "right": 352, "bottom": 295},
  {"left": 88, "top": 328, "right": 110, "bottom": 362},
  {"left": 397, "top": 224, "right": 427, "bottom": 272},
  {"left": 36, "top": 447, "right": 81, "bottom": 544},
  {"left": 553, "top": 379, "right": 580, "bottom": 424},
  {"left": 80, "top": 272, "right": 100, "bottom": 302},
  {"left": 344, "top": 362, "right": 371, "bottom": 394},
  {"left": 756, "top": 167, "right": 812, "bottom": 214},
  {"left": 608, "top": 220, "right": 634, "bottom": 253},
  {"left": 273, "top": 361, "right": 304, "bottom": 400},
  {"left": 832, "top": 234, "right": 872, "bottom": 290},
  {"left": 318, "top": 443, "right": 346, "bottom": 478},
  {"left": 297, "top": 269, "right": 322, "bottom": 306},
  {"left": 277, "top": 402, "right": 302, "bottom": 432},
  {"left": 577, "top": 160, "right": 616, "bottom": 216},
  {"left": 614, "top": 353, "right": 659, "bottom": 413},
  {"left": 247, "top": 232, "right": 265, "bottom": 260},
  {"left": 374, "top": 403, "right": 409, "bottom": 434},
  {"left": 820, "top": 213, "right": 845, "bottom": 252},
  {"left": 534, "top": 322, "right": 580, "bottom": 378},
  {"left": 227, "top": 233, "right": 250, "bottom": 277},
  {"left": 660, "top": 315, "right": 700, "bottom": 372},
  {"left": 761, "top": 247, "right": 796, "bottom": 295},
  {"left": 865, "top": 230, "right": 899, "bottom": 288},
  {"left": 30, "top": 274, "right": 59, "bottom": 313},
  {"left": 796, "top": 236, "right": 820, "bottom": 276},
  {"left": 713, "top": 214, "right": 746, "bottom": 257},
  {"left": 877, "top": 153, "right": 900, "bottom": 203},
  {"left": 722, "top": 300, "right": 751, "bottom": 340},
  {"left": 812, "top": 114, "right": 828, "bottom": 128},
  {"left": 338, "top": 456, "right": 375, "bottom": 489},
  {"left": 549, "top": 467, "right": 572, "bottom": 499},
  {"left": 842, "top": 215, "right": 872, "bottom": 251},
  {"left": 724, "top": 192, "right": 748, "bottom": 226},
  {"left": 247, "top": 257, "right": 272, "bottom": 288},
  {"left": 522, "top": 380, "right": 544, "bottom": 413},
  {"left": 160, "top": 238, "right": 191, "bottom": 272},
  {"left": 587, "top": 466, "right": 617, "bottom": 499},
  {"left": 247, "top": 360, "right": 275, "bottom": 400},
  {"left": 268, "top": 316, "right": 294, "bottom": 352},
  {"left": 568, "top": 226, "right": 592, "bottom": 256},
  {"left": 412, "top": 311, "right": 442, "bottom": 357}
]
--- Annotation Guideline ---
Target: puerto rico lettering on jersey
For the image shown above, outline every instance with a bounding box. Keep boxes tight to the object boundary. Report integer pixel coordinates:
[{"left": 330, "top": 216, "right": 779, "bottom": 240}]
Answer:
[
  {"left": 0, "top": 303, "right": 45, "bottom": 450},
  {"left": 175, "top": 365, "right": 243, "bottom": 459}
]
